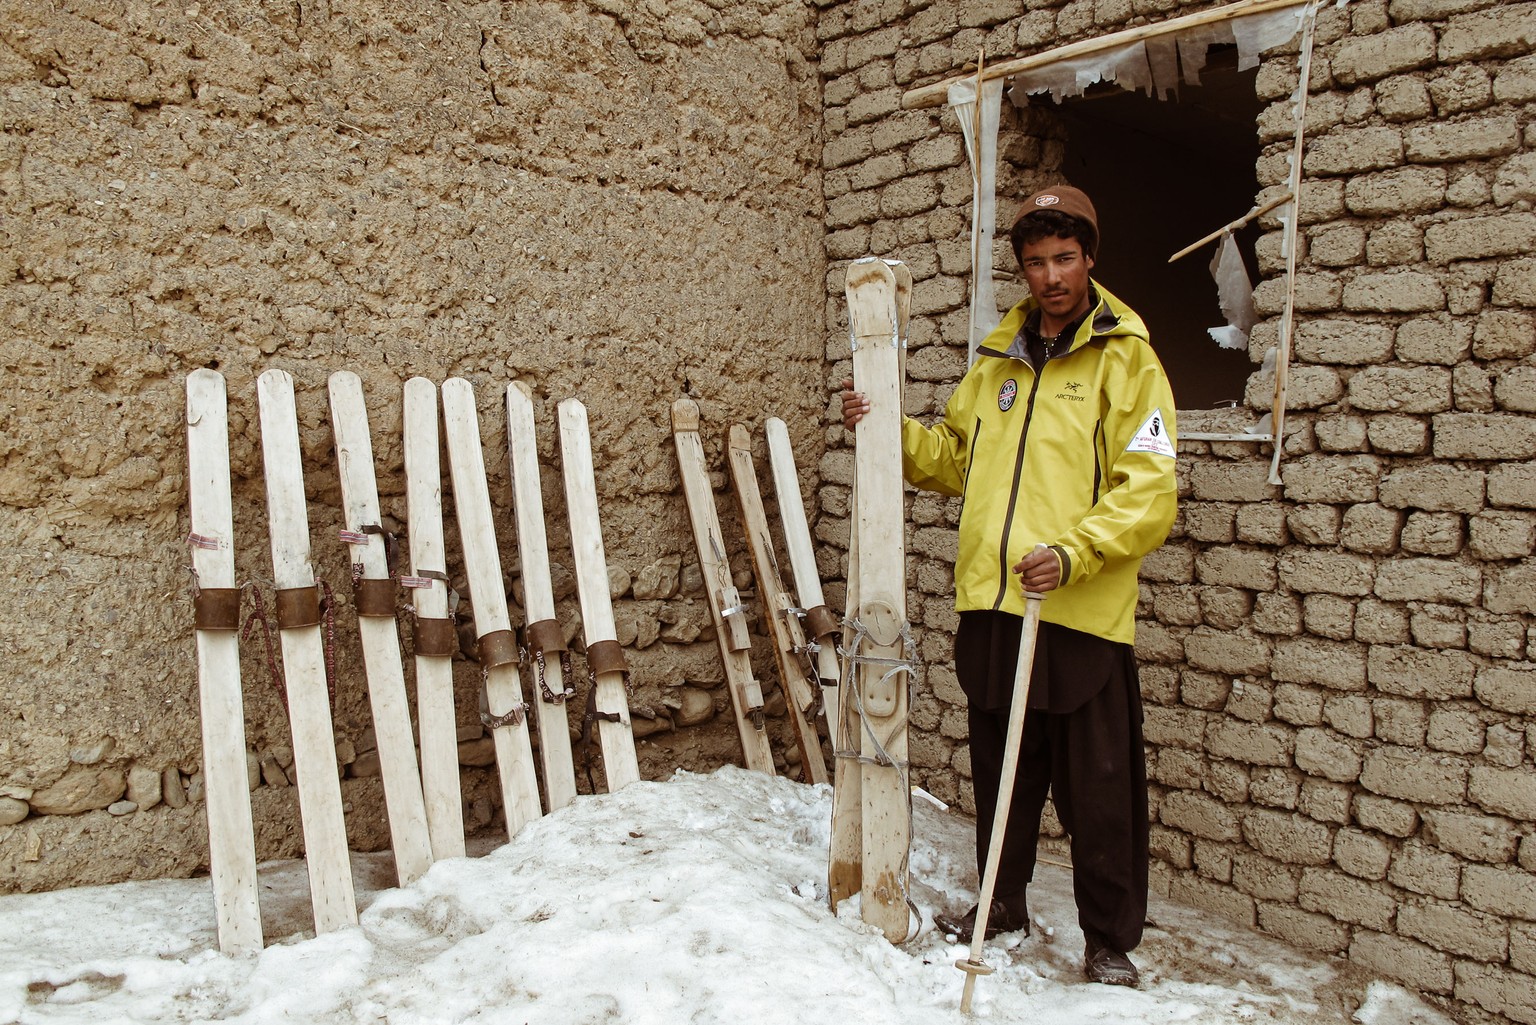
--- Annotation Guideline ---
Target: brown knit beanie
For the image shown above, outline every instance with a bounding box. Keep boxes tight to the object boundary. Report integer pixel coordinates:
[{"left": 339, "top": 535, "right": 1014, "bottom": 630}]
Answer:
[{"left": 1010, "top": 185, "right": 1099, "bottom": 260}]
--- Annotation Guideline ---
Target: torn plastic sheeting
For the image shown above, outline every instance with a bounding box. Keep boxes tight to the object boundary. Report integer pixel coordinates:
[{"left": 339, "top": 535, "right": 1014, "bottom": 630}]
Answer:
[
  {"left": 1208, "top": 231, "right": 1259, "bottom": 351},
  {"left": 1177, "top": 23, "right": 1234, "bottom": 85},
  {"left": 1232, "top": 5, "right": 1309, "bottom": 69},
  {"left": 1007, "top": 39, "right": 1152, "bottom": 102},
  {"left": 1006, "top": 6, "right": 1306, "bottom": 103},
  {"left": 947, "top": 76, "right": 1006, "bottom": 363}
]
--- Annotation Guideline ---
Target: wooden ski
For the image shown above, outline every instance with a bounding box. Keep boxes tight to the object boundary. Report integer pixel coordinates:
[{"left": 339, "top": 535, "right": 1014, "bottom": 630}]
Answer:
[
  {"left": 402, "top": 377, "right": 466, "bottom": 860},
  {"left": 327, "top": 371, "right": 433, "bottom": 885},
  {"left": 439, "top": 377, "right": 543, "bottom": 837},
  {"left": 504, "top": 382, "right": 579, "bottom": 812},
  {"left": 846, "top": 258, "right": 914, "bottom": 941},
  {"left": 888, "top": 259, "right": 913, "bottom": 381},
  {"left": 256, "top": 368, "right": 357, "bottom": 934},
  {"left": 764, "top": 416, "right": 843, "bottom": 747},
  {"left": 556, "top": 398, "right": 642, "bottom": 792},
  {"left": 670, "top": 399, "right": 776, "bottom": 775},
  {"left": 829, "top": 475, "right": 864, "bottom": 910},
  {"left": 185, "top": 369, "right": 263, "bottom": 955},
  {"left": 726, "top": 424, "right": 829, "bottom": 786}
]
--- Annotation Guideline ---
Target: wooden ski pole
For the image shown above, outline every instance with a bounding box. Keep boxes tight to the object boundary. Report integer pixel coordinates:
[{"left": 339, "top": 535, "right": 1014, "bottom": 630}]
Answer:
[{"left": 957, "top": 583, "right": 1046, "bottom": 1013}]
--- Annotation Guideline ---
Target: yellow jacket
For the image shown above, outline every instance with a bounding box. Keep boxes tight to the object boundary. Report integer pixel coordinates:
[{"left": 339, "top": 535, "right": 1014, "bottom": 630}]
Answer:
[{"left": 901, "top": 283, "right": 1178, "bottom": 644}]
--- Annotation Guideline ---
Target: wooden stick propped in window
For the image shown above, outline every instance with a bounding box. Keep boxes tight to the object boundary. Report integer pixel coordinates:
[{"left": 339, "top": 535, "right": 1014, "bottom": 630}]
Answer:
[{"left": 1168, "top": 192, "right": 1293, "bottom": 263}]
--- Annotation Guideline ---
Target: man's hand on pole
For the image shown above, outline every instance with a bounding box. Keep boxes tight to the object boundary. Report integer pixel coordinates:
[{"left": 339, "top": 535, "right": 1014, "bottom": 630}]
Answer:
[
  {"left": 1013, "top": 545, "right": 1061, "bottom": 593},
  {"left": 840, "top": 378, "right": 869, "bottom": 430}
]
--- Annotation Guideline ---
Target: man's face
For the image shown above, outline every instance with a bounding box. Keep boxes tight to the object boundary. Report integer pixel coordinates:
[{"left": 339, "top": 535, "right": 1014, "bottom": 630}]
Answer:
[{"left": 1018, "top": 234, "right": 1094, "bottom": 328}]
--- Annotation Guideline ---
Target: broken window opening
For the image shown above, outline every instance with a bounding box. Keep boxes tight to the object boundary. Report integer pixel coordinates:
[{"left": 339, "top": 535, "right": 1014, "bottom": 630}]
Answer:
[
  {"left": 931, "top": 0, "right": 1322, "bottom": 474},
  {"left": 1035, "top": 45, "right": 1265, "bottom": 412}
]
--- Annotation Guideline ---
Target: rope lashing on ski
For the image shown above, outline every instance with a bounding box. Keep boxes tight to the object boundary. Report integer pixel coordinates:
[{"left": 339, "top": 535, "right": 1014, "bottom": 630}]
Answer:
[
  {"left": 834, "top": 614, "right": 918, "bottom": 771},
  {"left": 836, "top": 613, "right": 925, "bottom": 939}
]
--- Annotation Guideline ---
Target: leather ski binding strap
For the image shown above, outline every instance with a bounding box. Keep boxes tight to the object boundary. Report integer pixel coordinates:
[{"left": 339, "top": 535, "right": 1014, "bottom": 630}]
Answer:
[
  {"left": 525, "top": 618, "right": 575, "bottom": 704},
  {"left": 276, "top": 585, "right": 323, "bottom": 629},
  {"left": 479, "top": 685, "right": 526, "bottom": 729},
  {"left": 413, "top": 617, "right": 456, "bottom": 657},
  {"left": 193, "top": 587, "right": 242, "bottom": 631},
  {"left": 360, "top": 522, "right": 398, "bottom": 573},
  {"left": 803, "top": 603, "right": 840, "bottom": 642},
  {"left": 353, "top": 576, "right": 396, "bottom": 618},
  {"left": 477, "top": 628, "right": 520, "bottom": 669}
]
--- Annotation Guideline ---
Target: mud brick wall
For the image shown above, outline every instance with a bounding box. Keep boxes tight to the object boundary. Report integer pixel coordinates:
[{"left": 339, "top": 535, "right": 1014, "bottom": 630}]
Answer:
[
  {"left": 814, "top": 0, "right": 1536, "bottom": 1022},
  {"left": 0, "top": 0, "right": 829, "bottom": 892}
]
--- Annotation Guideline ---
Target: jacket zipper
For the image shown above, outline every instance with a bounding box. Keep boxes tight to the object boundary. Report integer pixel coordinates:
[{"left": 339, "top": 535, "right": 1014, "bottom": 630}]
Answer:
[
  {"left": 1091, "top": 418, "right": 1104, "bottom": 504},
  {"left": 960, "top": 416, "right": 981, "bottom": 503},
  {"left": 991, "top": 366, "right": 1044, "bottom": 610}
]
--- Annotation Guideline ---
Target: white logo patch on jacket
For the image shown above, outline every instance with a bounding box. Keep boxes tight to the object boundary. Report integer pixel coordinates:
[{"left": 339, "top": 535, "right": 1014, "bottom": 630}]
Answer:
[{"left": 1126, "top": 409, "right": 1175, "bottom": 458}]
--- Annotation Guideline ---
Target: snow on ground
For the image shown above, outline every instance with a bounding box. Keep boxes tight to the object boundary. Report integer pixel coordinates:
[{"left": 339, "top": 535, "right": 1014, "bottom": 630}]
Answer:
[{"left": 1, "top": 767, "right": 1455, "bottom": 1024}]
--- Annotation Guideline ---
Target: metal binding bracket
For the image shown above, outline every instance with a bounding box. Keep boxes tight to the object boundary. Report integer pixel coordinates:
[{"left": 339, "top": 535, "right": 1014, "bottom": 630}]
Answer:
[
  {"left": 585, "top": 639, "right": 631, "bottom": 691},
  {"left": 706, "top": 530, "right": 753, "bottom": 653},
  {"left": 193, "top": 586, "right": 243, "bottom": 631},
  {"left": 476, "top": 629, "right": 520, "bottom": 669},
  {"left": 526, "top": 618, "right": 576, "bottom": 704},
  {"left": 779, "top": 597, "right": 823, "bottom": 716},
  {"left": 833, "top": 610, "right": 922, "bottom": 939},
  {"left": 476, "top": 628, "right": 526, "bottom": 729},
  {"left": 401, "top": 568, "right": 457, "bottom": 656}
]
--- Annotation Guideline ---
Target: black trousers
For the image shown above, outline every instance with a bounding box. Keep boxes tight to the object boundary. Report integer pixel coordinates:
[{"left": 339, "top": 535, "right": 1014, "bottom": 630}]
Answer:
[{"left": 957, "top": 611, "right": 1149, "bottom": 953}]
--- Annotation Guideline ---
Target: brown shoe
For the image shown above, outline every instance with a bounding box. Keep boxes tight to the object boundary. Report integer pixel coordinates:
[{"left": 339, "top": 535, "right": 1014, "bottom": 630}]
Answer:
[
  {"left": 934, "top": 900, "right": 1030, "bottom": 943},
  {"left": 1083, "top": 934, "right": 1139, "bottom": 987}
]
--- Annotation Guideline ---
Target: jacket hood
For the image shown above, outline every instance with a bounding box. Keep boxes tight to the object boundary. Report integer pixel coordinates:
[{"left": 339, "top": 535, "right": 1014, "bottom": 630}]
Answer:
[{"left": 987, "top": 281, "right": 1151, "bottom": 360}]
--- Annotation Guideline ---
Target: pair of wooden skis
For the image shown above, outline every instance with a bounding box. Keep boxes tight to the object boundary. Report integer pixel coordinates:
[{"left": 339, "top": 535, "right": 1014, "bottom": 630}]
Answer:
[
  {"left": 671, "top": 402, "right": 838, "bottom": 785},
  {"left": 829, "top": 258, "right": 916, "bottom": 943},
  {"left": 186, "top": 370, "right": 639, "bottom": 954}
]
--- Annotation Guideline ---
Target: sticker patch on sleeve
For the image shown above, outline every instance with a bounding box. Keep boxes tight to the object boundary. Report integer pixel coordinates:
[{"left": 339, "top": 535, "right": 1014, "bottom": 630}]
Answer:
[{"left": 1126, "top": 409, "right": 1175, "bottom": 458}]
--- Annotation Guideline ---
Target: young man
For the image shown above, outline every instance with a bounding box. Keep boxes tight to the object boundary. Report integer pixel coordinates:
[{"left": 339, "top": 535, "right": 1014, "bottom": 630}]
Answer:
[{"left": 841, "top": 185, "right": 1177, "bottom": 986}]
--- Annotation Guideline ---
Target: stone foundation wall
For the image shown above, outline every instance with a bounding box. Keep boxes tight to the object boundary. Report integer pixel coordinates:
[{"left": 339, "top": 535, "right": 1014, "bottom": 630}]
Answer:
[
  {"left": 0, "top": 0, "right": 828, "bottom": 892},
  {"left": 814, "top": 0, "right": 1536, "bottom": 1021}
]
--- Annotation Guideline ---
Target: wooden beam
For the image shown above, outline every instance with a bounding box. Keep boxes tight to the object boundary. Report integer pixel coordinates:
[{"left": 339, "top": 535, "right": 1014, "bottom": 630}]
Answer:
[{"left": 901, "top": 0, "right": 1310, "bottom": 110}]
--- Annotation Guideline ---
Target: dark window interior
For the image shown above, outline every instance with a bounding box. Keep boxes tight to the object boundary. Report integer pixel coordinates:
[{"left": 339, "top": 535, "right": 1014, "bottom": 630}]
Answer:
[{"left": 1051, "top": 46, "right": 1265, "bottom": 411}]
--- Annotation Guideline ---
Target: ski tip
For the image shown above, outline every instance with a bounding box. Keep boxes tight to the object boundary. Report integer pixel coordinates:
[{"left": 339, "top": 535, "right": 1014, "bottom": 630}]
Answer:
[
  {"left": 186, "top": 369, "right": 226, "bottom": 412},
  {"left": 764, "top": 415, "right": 787, "bottom": 435},
  {"left": 728, "top": 422, "right": 752, "bottom": 450},
  {"left": 256, "top": 367, "right": 294, "bottom": 389},
  {"left": 441, "top": 377, "right": 473, "bottom": 401},
  {"left": 328, "top": 369, "right": 362, "bottom": 389},
  {"left": 507, "top": 379, "right": 534, "bottom": 403},
  {"left": 670, "top": 398, "right": 700, "bottom": 432},
  {"left": 556, "top": 395, "right": 587, "bottom": 422},
  {"left": 844, "top": 258, "right": 897, "bottom": 295},
  {"left": 403, "top": 376, "right": 437, "bottom": 402}
]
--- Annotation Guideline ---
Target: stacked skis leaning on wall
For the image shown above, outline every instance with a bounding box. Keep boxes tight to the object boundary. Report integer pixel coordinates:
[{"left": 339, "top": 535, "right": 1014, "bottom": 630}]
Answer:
[{"left": 184, "top": 373, "right": 650, "bottom": 948}]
